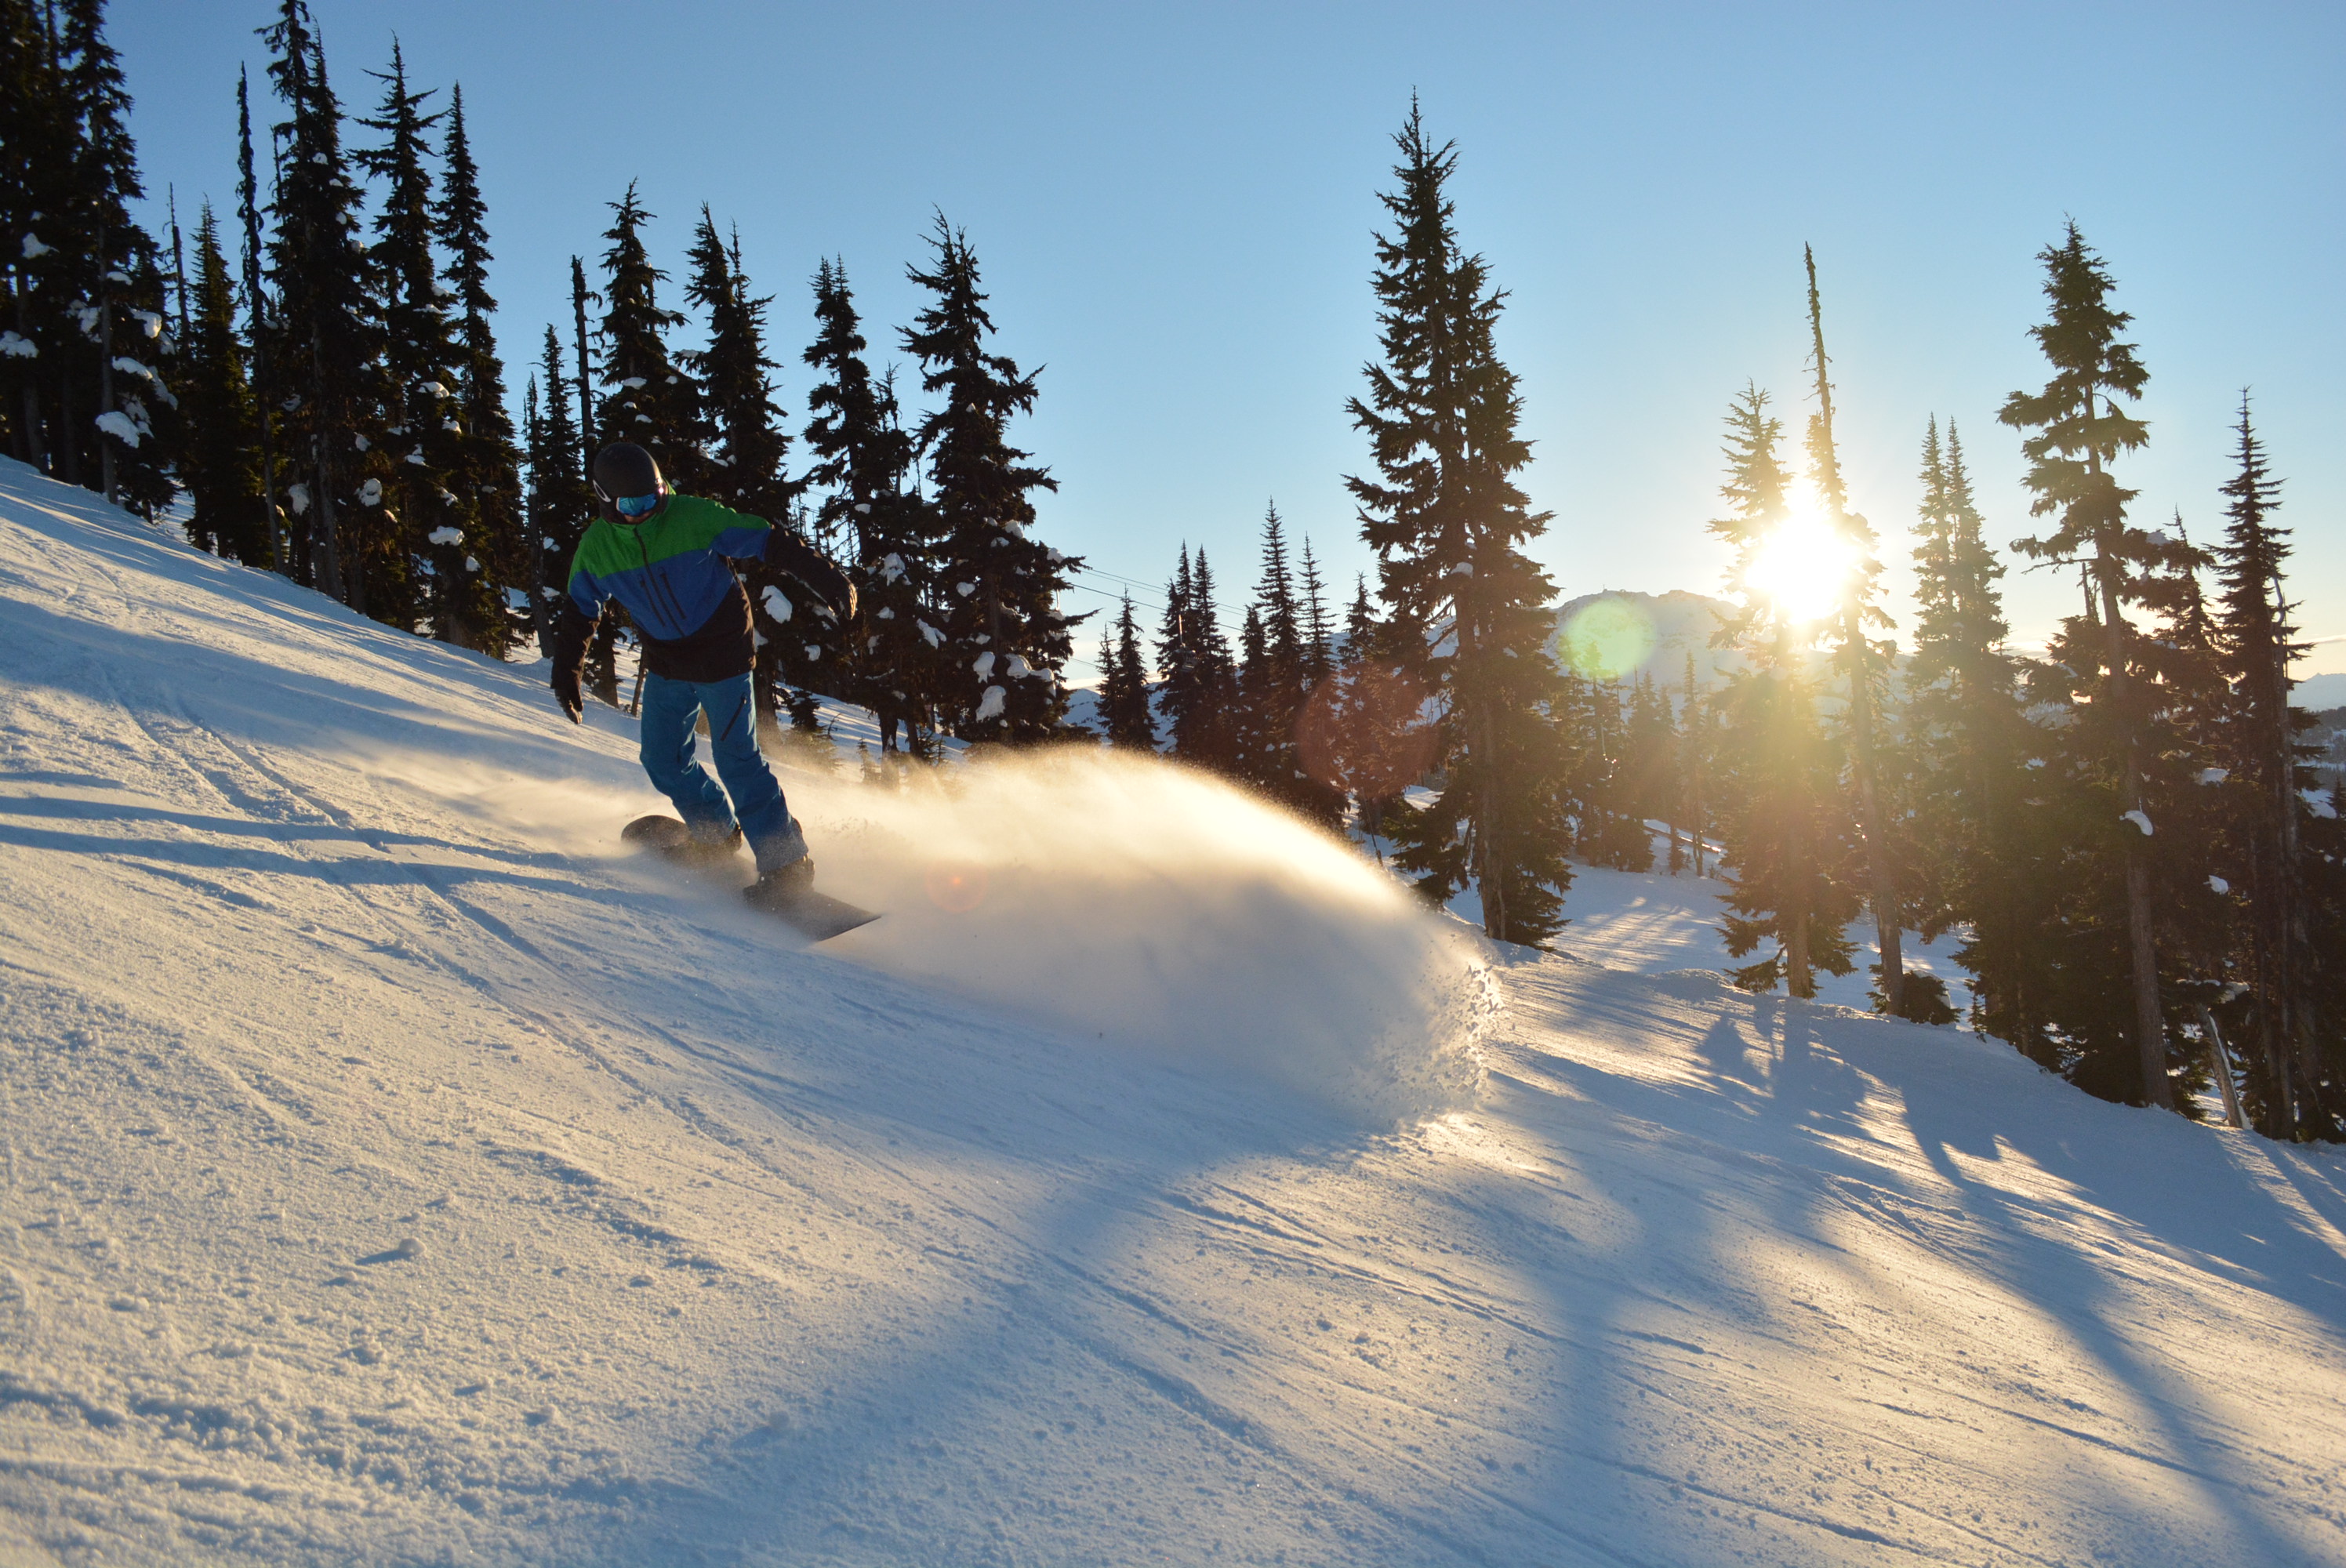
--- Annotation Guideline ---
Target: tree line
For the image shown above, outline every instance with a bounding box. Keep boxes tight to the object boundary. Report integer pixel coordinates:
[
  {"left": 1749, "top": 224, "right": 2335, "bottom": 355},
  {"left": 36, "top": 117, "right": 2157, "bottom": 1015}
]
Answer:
[
  {"left": 1098, "top": 109, "right": 2341, "bottom": 1141},
  {"left": 1632, "top": 229, "right": 2337, "bottom": 1139}
]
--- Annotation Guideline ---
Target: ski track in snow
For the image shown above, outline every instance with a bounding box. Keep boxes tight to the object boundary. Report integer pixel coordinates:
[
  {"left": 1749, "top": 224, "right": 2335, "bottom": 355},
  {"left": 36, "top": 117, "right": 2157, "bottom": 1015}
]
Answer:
[{"left": 1, "top": 456, "right": 2343, "bottom": 1566}]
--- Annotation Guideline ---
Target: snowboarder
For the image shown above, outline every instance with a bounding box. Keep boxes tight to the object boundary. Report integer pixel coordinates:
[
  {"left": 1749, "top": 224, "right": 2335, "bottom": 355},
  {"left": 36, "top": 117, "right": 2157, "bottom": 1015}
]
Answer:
[{"left": 550, "top": 442, "right": 855, "bottom": 908}]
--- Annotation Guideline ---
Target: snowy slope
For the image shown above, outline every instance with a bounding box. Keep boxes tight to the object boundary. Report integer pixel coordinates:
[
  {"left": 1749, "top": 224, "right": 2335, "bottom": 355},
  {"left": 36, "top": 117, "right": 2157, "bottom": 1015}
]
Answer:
[
  {"left": 1553, "top": 852, "right": 1974, "bottom": 1015},
  {"left": 2, "top": 458, "right": 2343, "bottom": 1567}
]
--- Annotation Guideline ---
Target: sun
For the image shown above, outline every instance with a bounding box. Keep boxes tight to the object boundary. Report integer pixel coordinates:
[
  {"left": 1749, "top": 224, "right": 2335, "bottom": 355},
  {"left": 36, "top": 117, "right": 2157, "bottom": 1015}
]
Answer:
[{"left": 1745, "top": 484, "right": 1855, "bottom": 626}]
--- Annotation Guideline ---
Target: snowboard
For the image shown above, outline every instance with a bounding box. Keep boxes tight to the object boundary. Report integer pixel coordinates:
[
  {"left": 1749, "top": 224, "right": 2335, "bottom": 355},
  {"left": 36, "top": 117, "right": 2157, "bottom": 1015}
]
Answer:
[{"left": 621, "top": 815, "right": 880, "bottom": 942}]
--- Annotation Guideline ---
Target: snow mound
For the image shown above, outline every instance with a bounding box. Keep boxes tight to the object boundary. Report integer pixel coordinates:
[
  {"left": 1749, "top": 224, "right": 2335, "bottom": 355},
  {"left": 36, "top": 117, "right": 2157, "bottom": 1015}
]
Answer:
[{"left": 801, "top": 750, "right": 1492, "bottom": 1121}]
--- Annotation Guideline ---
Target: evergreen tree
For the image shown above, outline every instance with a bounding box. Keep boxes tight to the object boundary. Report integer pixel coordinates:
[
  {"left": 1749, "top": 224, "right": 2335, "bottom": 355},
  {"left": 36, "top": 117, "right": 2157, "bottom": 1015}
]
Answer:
[
  {"left": 1298, "top": 536, "right": 1335, "bottom": 688},
  {"left": 0, "top": 0, "right": 182, "bottom": 512},
  {"left": 357, "top": 38, "right": 454, "bottom": 635},
  {"left": 1310, "top": 575, "right": 1429, "bottom": 843},
  {"left": 234, "top": 64, "right": 285, "bottom": 564},
  {"left": 901, "top": 214, "right": 1080, "bottom": 742},
  {"left": 568, "top": 253, "right": 596, "bottom": 463},
  {"left": 2210, "top": 397, "right": 2336, "bottom": 1137},
  {"left": 1705, "top": 383, "right": 1860, "bottom": 996},
  {"left": 0, "top": 0, "right": 67, "bottom": 469},
  {"left": 433, "top": 82, "right": 525, "bottom": 654},
  {"left": 1905, "top": 418, "right": 2046, "bottom": 1045},
  {"left": 594, "top": 183, "right": 699, "bottom": 492},
  {"left": 525, "top": 325, "right": 593, "bottom": 659},
  {"left": 802, "top": 258, "right": 936, "bottom": 753},
  {"left": 60, "top": 0, "right": 160, "bottom": 508},
  {"left": 1098, "top": 594, "right": 1157, "bottom": 749},
  {"left": 180, "top": 203, "right": 265, "bottom": 562},
  {"left": 1625, "top": 671, "right": 1676, "bottom": 852},
  {"left": 685, "top": 212, "right": 792, "bottom": 517},
  {"left": 1800, "top": 248, "right": 1911, "bottom": 1014},
  {"left": 1227, "top": 503, "right": 1339, "bottom": 819},
  {"left": 1999, "top": 223, "right": 2185, "bottom": 1109},
  {"left": 684, "top": 209, "right": 817, "bottom": 725},
  {"left": 1231, "top": 601, "right": 1273, "bottom": 781},
  {"left": 1344, "top": 101, "right": 1574, "bottom": 944},
  {"left": 1155, "top": 545, "right": 1237, "bottom": 769},
  {"left": 1573, "top": 676, "right": 1651, "bottom": 870},
  {"left": 262, "top": 0, "right": 384, "bottom": 604}
]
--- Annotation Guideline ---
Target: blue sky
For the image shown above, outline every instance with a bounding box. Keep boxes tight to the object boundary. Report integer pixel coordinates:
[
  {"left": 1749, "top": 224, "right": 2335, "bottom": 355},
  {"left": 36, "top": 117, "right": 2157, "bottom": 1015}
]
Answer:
[{"left": 116, "top": 1, "right": 2345, "bottom": 678}]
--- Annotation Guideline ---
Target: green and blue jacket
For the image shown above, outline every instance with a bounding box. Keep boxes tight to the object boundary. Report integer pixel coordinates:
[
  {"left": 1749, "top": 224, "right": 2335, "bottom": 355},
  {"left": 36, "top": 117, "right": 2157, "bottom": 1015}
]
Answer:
[{"left": 554, "top": 494, "right": 843, "bottom": 684}]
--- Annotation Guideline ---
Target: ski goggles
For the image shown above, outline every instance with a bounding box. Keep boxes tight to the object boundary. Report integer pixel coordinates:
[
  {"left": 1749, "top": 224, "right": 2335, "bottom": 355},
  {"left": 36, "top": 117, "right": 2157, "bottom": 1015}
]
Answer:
[{"left": 612, "top": 491, "right": 663, "bottom": 518}]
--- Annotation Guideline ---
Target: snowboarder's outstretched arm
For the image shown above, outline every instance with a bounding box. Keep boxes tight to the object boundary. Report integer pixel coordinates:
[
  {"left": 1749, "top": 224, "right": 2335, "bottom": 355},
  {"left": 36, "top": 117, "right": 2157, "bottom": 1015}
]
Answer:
[{"left": 757, "top": 526, "right": 857, "bottom": 626}]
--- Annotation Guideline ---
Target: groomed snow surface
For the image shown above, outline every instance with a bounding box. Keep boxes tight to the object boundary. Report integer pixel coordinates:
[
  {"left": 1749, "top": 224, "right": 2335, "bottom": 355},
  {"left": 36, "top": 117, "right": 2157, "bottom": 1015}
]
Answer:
[{"left": 2, "top": 457, "right": 2342, "bottom": 1566}]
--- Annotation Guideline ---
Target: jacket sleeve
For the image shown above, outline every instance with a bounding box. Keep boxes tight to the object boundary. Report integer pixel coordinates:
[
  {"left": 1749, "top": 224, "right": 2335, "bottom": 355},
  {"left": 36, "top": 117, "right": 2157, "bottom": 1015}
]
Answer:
[
  {"left": 550, "top": 597, "right": 597, "bottom": 688},
  {"left": 761, "top": 528, "right": 852, "bottom": 613},
  {"left": 554, "top": 528, "right": 608, "bottom": 684},
  {"left": 699, "top": 498, "right": 777, "bottom": 563}
]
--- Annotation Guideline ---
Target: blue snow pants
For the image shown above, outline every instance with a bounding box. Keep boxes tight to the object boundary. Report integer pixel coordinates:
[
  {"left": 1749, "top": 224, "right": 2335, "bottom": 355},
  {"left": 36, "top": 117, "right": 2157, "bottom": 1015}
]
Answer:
[{"left": 637, "top": 672, "right": 807, "bottom": 874}]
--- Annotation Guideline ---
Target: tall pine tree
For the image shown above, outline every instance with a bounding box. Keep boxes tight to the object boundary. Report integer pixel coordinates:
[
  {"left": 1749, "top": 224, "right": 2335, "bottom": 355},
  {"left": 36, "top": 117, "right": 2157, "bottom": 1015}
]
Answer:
[
  {"left": 2210, "top": 397, "right": 2335, "bottom": 1138},
  {"left": 525, "top": 326, "right": 592, "bottom": 655},
  {"left": 802, "top": 258, "right": 936, "bottom": 753},
  {"left": 594, "top": 183, "right": 699, "bottom": 492},
  {"left": 180, "top": 203, "right": 265, "bottom": 562},
  {"left": 357, "top": 38, "right": 451, "bottom": 633},
  {"left": 684, "top": 210, "right": 815, "bottom": 725},
  {"left": 433, "top": 81, "right": 525, "bottom": 653},
  {"left": 1156, "top": 545, "right": 1238, "bottom": 769},
  {"left": 1800, "top": 248, "right": 1911, "bottom": 1015},
  {"left": 1231, "top": 503, "right": 1338, "bottom": 820},
  {"left": 1905, "top": 418, "right": 2033, "bottom": 1036},
  {"left": 0, "top": 0, "right": 67, "bottom": 470},
  {"left": 1344, "top": 101, "right": 1574, "bottom": 945},
  {"left": 1098, "top": 594, "right": 1157, "bottom": 749},
  {"left": 902, "top": 215, "right": 1080, "bottom": 743},
  {"left": 1705, "top": 384, "right": 1859, "bottom": 996},
  {"left": 234, "top": 64, "right": 285, "bottom": 563},
  {"left": 1999, "top": 223, "right": 2183, "bottom": 1109},
  {"left": 262, "top": 0, "right": 383, "bottom": 603}
]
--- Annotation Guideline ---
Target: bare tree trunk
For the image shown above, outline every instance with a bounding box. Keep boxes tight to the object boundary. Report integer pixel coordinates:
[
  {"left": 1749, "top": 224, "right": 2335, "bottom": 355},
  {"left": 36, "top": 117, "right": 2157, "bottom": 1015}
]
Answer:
[
  {"left": 1803, "top": 247, "right": 1901, "bottom": 1011},
  {"left": 2101, "top": 578, "right": 2169, "bottom": 1109},
  {"left": 1477, "top": 699, "right": 1505, "bottom": 942},
  {"left": 1787, "top": 907, "right": 1813, "bottom": 999},
  {"left": 571, "top": 257, "right": 596, "bottom": 472},
  {"left": 1689, "top": 682, "right": 1707, "bottom": 878},
  {"left": 310, "top": 322, "right": 343, "bottom": 602},
  {"left": 57, "top": 361, "right": 78, "bottom": 487},
  {"left": 1843, "top": 618, "right": 1904, "bottom": 1014},
  {"left": 2195, "top": 1004, "right": 2244, "bottom": 1130}
]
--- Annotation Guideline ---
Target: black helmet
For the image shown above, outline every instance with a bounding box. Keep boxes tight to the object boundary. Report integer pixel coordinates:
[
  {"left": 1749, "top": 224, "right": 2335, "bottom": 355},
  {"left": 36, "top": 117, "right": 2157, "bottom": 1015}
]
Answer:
[{"left": 591, "top": 442, "right": 667, "bottom": 524}]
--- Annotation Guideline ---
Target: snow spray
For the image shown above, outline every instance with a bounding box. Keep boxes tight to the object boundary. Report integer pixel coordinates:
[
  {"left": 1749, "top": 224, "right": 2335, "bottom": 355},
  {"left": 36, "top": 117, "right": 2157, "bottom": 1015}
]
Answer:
[{"left": 795, "top": 748, "right": 1492, "bottom": 1123}]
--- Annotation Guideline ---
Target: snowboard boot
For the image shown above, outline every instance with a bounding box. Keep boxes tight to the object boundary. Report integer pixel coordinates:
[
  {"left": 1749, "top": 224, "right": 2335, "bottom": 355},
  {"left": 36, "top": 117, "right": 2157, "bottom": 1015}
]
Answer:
[{"left": 744, "top": 855, "right": 816, "bottom": 910}]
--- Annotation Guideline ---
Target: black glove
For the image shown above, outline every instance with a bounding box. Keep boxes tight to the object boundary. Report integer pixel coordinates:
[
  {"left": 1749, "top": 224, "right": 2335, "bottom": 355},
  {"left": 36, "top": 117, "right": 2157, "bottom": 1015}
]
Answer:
[
  {"left": 549, "top": 601, "right": 593, "bottom": 724},
  {"left": 553, "top": 666, "right": 583, "bottom": 724}
]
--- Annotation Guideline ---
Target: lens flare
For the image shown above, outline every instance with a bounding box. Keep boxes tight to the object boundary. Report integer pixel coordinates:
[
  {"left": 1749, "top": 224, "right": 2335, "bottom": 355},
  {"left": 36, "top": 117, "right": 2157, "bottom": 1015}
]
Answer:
[
  {"left": 1555, "top": 595, "right": 1657, "bottom": 680},
  {"left": 1745, "top": 484, "right": 1855, "bottom": 625},
  {"left": 924, "top": 862, "right": 989, "bottom": 913}
]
